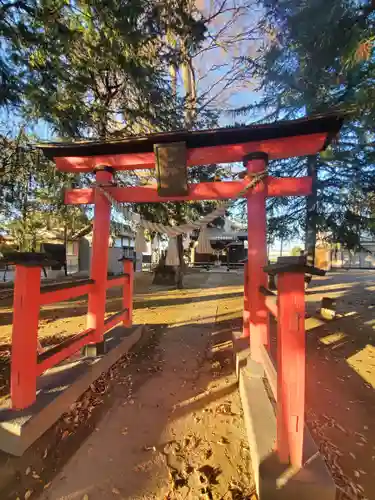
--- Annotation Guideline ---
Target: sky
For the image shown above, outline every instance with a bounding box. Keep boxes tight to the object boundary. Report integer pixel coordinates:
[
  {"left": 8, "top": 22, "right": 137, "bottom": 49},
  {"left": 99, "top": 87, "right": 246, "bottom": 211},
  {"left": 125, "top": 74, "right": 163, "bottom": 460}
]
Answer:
[
  {"left": 1, "top": 0, "right": 264, "bottom": 140},
  {"left": 194, "top": 0, "right": 263, "bottom": 127},
  {"left": 0, "top": 0, "right": 299, "bottom": 251},
  {"left": 0, "top": 109, "right": 52, "bottom": 141}
]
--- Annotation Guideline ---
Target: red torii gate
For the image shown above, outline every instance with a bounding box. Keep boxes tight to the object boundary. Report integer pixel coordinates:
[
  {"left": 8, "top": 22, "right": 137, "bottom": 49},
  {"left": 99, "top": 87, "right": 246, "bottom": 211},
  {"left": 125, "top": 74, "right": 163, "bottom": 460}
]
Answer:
[{"left": 11, "top": 115, "right": 342, "bottom": 477}]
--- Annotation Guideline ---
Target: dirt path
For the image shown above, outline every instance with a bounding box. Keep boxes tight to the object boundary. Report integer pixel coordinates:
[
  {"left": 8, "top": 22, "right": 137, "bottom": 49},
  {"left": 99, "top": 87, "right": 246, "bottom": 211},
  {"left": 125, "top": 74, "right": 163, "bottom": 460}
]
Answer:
[
  {"left": 302, "top": 271, "right": 375, "bottom": 500},
  {"left": 36, "top": 273, "right": 254, "bottom": 500},
  {"left": 2, "top": 269, "right": 374, "bottom": 499},
  {"left": 261, "top": 270, "right": 375, "bottom": 499},
  {"left": 0, "top": 272, "right": 243, "bottom": 398}
]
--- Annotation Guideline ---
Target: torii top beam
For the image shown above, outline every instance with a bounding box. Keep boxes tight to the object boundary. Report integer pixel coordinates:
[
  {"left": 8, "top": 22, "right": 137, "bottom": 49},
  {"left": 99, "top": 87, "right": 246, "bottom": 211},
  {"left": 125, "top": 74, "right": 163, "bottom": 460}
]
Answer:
[{"left": 39, "top": 114, "right": 343, "bottom": 173}]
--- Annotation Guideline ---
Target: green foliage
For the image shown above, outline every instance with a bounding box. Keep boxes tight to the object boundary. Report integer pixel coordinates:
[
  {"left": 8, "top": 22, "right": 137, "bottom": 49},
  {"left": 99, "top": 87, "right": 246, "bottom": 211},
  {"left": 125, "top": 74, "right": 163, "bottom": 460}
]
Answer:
[
  {"left": 244, "top": 0, "right": 375, "bottom": 249},
  {"left": 1, "top": 0, "right": 206, "bottom": 137},
  {"left": 0, "top": 128, "right": 89, "bottom": 249},
  {"left": 291, "top": 246, "right": 303, "bottom": 256},
  {"left": 0, "top": 0, "right": 213, "bottom": 247}
]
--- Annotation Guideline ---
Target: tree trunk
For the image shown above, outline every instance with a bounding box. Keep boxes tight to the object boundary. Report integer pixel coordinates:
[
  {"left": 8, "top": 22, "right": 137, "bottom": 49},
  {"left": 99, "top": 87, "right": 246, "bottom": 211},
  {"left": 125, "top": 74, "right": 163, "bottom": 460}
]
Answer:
[
  {"left": 170, "top": 64, "right": 177, "bottom": 99},
  {"left": 279, "top": 238, "right": 283, "bottom": 256},
  {"left": 63, "top": 224, "right": 68, "bottom": 276},
  {"left": 176, "top": 234, "right": 185, "bottom": 289},
  {"left": 305, "top": 155, "right": 318, "bottom": 266},
  {"left": 174, "top": 44, "right": 197, "bottom": 288}
]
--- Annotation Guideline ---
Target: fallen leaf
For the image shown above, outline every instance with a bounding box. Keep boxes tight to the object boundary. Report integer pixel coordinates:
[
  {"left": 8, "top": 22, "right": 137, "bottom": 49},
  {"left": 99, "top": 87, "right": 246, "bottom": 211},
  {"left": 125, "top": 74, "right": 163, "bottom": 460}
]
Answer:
[
  {"left": 32, "top": 472, "right": 40, "bottom": 480},
  {"left": 335, "top": 423, "right": 347, "bottom": 434},
  {"left": 44, "top": 483, "right": 51, "bottom": 490},
  {"left": 82, "top": 495, "right": 89, "bottom": 500},
  {"left": 143, "top": 445, "right": 156, "bottom": 452},
  {"left": 25, "top": 467, "right": 31, "bottom": 476},
  {"left": 24, "top": 491, "right": 33, "bottom": 500},
  {"left": 42, "top": 449, "right": 48, "bottom": 459},
  {"left": 112, "top": 488, "right": 120, "bottom": 495},
  {"left": 217, "top": 436, "right": 229, "bottom": 446}
]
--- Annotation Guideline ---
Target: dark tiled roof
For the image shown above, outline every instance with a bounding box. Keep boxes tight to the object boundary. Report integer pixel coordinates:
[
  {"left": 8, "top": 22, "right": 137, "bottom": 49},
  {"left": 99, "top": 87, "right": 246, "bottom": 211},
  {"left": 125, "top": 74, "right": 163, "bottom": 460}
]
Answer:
[{"left": 38, "top": 113, "right": 343, "bottom": 158}]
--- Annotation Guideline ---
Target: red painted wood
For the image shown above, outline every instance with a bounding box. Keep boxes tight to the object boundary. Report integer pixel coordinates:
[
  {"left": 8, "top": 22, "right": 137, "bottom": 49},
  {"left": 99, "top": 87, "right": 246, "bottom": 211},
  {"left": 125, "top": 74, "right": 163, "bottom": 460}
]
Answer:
[
  {"left": 277, "top": 272, "right": 306, "bottom": 467},
  {"left": 40, "top": 283, "right": 93, "bottom": 305},
  {"left": 65, "top": 177, "right": 312, "bottom": 205},
  {"left": 123, "top": 260, "right": 134, "bottom": 327},
  {"left": 55, "top": 153, "right": 154, "bottom": 172},
  {"left": 246, "top": 158, "right": 269, "bottom": 362},
  {"left": 87, "top": 170, "right": 112, "bottom": 344},
  {"left": 11, "top": 266, "right": 41, "bottom": 409},
  {"left": 106, "top": 276, "right": 126, "bottom": 289},
  {"left": 265, "top": 295, "right": 278, "bottom": 317},
  {"left": 103, "top": 310, "right": 127, "bottom": 333},
  {"left": 242, "top": 262, "right": 250, "bottom": 338},
  {"left": 55, "top": 133, "right": 327, "bottom": 172},
  {"left": 36, "top": 329, "right": 95, "bottom": 376}
]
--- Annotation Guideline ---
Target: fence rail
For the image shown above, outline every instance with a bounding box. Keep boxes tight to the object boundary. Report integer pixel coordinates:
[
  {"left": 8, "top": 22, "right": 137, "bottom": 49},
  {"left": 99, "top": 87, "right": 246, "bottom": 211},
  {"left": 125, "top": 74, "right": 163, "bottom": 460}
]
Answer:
[
  {"left": 40, "top": 279, "right": 95, "bottom": 305},
  {"left": 10, "top": 257, "right": 134, "bottom": 410},
  {"left": 106, "top": 273, "right": 129, "bottom": 289},
  {"left": 37, "top": 328, "right": 95, "bottom": 375}
]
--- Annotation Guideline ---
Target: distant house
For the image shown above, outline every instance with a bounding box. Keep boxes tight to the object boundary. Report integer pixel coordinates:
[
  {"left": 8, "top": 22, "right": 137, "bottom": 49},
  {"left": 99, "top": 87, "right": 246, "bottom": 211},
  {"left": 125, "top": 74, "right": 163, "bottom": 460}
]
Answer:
[
  {"left": 0, "top": 229, "right": 79, "bottom": 274},
  {"left": 72, "top": 222, "right": 135, "bottom": 274},
  {"left": 0, "top": 222, "right": 135, "bottom": 280},
  {"left": 315, "top": 233, "right": 375, "bottom": 270}
]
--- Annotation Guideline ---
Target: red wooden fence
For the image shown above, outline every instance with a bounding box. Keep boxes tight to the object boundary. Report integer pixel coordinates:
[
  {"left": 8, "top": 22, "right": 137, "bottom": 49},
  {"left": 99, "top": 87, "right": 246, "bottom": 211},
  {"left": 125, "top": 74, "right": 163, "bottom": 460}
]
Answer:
[
  {"left": 256, "top": 258, "right": 324, "bottom": 469},
  {"left": 10, "top": 258, "right": 134, "bottom": 410}
]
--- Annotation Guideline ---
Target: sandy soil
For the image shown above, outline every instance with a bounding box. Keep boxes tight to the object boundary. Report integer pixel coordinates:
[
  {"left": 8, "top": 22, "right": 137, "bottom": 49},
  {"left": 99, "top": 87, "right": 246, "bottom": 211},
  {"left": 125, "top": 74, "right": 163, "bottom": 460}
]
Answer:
[
  {"left": 0, "top": 272, "right": 242, "bottom": 398},
  {"left": 1, "top": 269, "right": 375, "bottom": 499},
  {"left": 303, "top": 271, "right": 375, "bottom": 500},
  {"left": 0, "top": 271, "right": 255, "bottom": 500}
]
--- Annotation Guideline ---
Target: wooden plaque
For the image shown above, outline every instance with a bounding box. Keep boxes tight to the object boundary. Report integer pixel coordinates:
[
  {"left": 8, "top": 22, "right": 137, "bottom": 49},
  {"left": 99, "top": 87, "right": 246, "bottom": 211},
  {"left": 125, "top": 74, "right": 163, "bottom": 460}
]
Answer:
[{"left": 154, "top": 142, "right": 188, "bottom": 197}]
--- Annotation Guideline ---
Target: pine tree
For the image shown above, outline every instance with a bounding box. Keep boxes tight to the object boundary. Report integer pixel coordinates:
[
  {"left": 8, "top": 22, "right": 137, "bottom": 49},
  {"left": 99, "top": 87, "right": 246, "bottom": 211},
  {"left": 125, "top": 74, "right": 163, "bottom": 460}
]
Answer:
[
  {"left": 0, "top": 128, "right": 89, "bottom": 250},
  {"left": 243, "top": 0, "right": 375, "bottom": 258}
]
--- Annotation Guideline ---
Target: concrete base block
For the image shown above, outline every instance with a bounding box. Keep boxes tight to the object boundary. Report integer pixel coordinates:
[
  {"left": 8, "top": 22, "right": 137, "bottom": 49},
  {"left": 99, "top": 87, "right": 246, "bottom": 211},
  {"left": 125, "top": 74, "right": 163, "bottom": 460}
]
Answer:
[
  {"left": 232, "top": 331, "right": 251, "bottom": 378},
  {"left": 82, "top": 340, "right": 106, "bottom": 357},
  {"left": 260, "top": 445, "right": 336, "bottom": 500},
  {"left": 232, "top": 333, "right": 336, "bottom": 500},
  {"left": 0, "top": 325, "right": 144, "bottom": 456}
]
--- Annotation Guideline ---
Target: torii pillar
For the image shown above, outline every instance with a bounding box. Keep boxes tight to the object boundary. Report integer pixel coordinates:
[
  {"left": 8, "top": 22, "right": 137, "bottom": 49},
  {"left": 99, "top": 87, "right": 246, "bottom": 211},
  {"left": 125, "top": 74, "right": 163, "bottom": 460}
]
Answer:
[
  {"left": 244, "top": 152, "right": 269, "bottom": 361},
  {"left": 85, "top": 166, "right": 113, "bottom": 355}
]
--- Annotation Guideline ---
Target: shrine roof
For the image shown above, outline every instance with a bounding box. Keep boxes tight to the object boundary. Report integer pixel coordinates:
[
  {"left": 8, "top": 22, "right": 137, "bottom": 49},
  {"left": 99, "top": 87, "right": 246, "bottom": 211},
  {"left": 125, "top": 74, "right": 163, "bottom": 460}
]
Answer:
[{"left": 39, "top": 113, "right": 343, "bottom": 159}]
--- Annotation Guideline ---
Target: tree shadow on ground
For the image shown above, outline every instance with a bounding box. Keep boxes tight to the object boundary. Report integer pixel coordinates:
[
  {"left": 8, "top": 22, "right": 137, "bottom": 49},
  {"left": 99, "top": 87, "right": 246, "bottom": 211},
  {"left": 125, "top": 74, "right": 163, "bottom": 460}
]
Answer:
[
  {"left": 0, "top": 314, "right": 253, "bottom": 500},
  {"left": 0, "top": 275, "right": 243, "bottom": 327},
  {"left": 270, "top": 275, "right": 375, "bottom": 499}
]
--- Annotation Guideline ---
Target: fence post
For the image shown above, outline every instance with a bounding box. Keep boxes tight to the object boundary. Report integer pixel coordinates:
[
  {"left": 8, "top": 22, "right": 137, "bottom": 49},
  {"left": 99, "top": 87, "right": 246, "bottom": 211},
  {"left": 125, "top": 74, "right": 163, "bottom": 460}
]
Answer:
[
  {"left": 263, "top": 258, "right": 324, "bottom": 468},
  {"left": 123, "top": 259, "right": 134, "bottom": 327},
  {"left": 244, "top": 152, "right": 269, "bottom": 360},
  {"left": 86, "top": 166, "right": 113, "bottom": 355},
  {"left": 11, "top": 264, "right": 41, "bottom": 409},
  {"left": 242, "top": 261, "right": 250, "bottom": 337},
  {"left": 277, "top": 270, "right": 306, "bottom": 468}
]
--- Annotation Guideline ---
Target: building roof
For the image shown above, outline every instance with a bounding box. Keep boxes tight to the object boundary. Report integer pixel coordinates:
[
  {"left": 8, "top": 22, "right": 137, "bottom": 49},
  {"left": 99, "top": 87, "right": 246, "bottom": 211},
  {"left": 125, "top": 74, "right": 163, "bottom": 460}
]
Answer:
[{"left": 38, "top": 114, "right": 343, "bottom": 159}]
